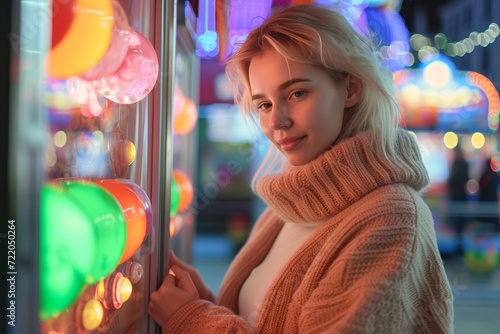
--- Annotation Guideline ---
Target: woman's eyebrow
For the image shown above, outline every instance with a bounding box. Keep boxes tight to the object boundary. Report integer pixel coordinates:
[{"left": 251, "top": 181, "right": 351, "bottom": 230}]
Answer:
[{"left": 251, "top": 78, "right": 312, "bottom": 101}]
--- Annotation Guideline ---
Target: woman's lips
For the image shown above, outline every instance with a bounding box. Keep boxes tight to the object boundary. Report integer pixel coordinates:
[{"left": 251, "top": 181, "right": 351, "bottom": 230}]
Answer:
[{"left": 276, "top": 136, "right": 306, "bottom": 151}]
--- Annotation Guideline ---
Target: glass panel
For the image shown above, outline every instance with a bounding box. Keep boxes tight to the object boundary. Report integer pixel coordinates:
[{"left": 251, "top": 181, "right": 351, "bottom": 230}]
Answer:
[
  {"left": 9, "top": 0, "right": 50, "bottom": 333},
  {"left": 170, "top": 39, "right": 199, "bottom": 264},
  {"left": 38, "top": 0, "right": 165, "bottom": 333}
]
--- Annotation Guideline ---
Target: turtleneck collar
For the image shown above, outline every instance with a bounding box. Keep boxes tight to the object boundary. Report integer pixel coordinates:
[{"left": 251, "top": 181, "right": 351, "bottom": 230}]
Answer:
[{"left": 256, "top": 130, "right": 429, "bottom": 223}]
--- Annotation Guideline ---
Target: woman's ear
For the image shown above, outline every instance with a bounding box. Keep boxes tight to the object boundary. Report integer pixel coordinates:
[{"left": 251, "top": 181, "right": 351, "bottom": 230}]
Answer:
[{"left": 345, "top": 75, "right": 362, "bottom": 108}]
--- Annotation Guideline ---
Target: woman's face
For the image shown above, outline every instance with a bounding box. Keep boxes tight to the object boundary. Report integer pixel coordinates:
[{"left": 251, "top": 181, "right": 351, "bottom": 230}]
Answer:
[{"left": 249, "top": 49, "right": 357, "bottom": 166}]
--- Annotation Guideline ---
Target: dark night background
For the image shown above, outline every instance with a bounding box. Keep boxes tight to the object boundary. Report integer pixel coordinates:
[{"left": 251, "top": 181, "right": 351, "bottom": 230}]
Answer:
[{"left": 400, "top": 0, "right": 454, "bottom": 33}]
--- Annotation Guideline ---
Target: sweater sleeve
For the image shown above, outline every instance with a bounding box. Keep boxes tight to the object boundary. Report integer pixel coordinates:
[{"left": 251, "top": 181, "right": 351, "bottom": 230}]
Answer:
[
  {"left": 161, "top": 300, "right": 254, "bottom": 334},
  {"left": 295, "top": 191, "right": 453, "bottom": 334}
]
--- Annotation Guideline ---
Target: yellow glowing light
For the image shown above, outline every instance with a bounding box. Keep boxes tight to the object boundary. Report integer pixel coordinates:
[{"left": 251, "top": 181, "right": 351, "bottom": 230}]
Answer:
[
  {"left": 95, "top": 280, "right": 105, "bottom": 301},
  {"left": 443, "top": 132, "right": 458, "bottom": 149},
  {"left": 45, "top": 148, "right": 57, "bottom": 167},
  {"left": 53, "top": 131, "right": 67, "bottom": 148},
  {"left": 116, "top": 277, "right": 132, "bottom": 303},
  {"left": 82, "top": 299, "right": 104, "bottom": 331},
  {"left": 111, "top": 140, "right": 136, "bottom": 166},
  {"left": 455, "top": 86, "right": 471, "bottom": 107},
  {"left": 402, "top": 84, "right": 421, "bottom": 107},
  {"left": 470, "top": 132, "right": 485, "bottom": 149},
  {"left": 423, "top": 60, "right": 452, "bottom": 89},
  {"left": 422, "top": 89, "right": 439, "bottom": 107},
  {"left": 439, "top": 90, "right": 455, "bottom": 109}
]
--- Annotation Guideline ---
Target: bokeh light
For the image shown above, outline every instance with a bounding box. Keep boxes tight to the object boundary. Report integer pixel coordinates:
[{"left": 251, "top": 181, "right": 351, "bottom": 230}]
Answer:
[
  {"left": 170, "top": 178, "right": 181, "bottom": 217},
  {"left": 470, "top": 132, "right": 486, "bottom": 149},
  {"left": 173, "top": 97, "right": 198, "bottom": 135},
  {"left": 423, "top": 60, "right": 452, "bottom": 89},
  {"left": 443, "top": 132, "right": 459, "bottom": 149},
  {"left": 172, "top": 169, "right": 194, "bottom": 212}
]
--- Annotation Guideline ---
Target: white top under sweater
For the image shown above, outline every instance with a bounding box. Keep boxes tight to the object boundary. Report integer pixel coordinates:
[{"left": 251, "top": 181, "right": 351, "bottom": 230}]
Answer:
[{"left": 238, "top": 221, "right": 321, "bottom": 328}]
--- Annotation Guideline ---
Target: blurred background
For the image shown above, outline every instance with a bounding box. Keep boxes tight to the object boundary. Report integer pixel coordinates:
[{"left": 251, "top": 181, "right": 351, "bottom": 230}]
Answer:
[{"left": 3, "top": 0, "right": 500, "bottom": 333}]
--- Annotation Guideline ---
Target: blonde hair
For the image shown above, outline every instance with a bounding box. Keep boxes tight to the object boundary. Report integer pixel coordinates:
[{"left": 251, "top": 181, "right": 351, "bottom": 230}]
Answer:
[{"left": 224, "top": 4, "right": 401, "bottom": 188}]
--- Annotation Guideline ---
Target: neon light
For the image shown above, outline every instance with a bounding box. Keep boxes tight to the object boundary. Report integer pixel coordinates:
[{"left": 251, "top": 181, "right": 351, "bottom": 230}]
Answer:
[
  {"left": 395, "top": 57, "right": 499, "bottom": 132},
  {"left": 227, "top": 0, "right": 273, "bottom": 56},
  {"left": 466, "top": 71, "right": 500, "bottom": 131},
  {"left": 196, "top": 0, "right": 219, "bottom": 58}
]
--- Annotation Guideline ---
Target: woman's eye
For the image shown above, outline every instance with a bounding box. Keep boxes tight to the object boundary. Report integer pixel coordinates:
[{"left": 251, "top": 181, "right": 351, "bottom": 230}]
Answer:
[
  {"left": 291, "top": 90, "right": 305, "bottom": 99},
  {"left": 258, "top": 103, "right": 271, "bottom": 112}
]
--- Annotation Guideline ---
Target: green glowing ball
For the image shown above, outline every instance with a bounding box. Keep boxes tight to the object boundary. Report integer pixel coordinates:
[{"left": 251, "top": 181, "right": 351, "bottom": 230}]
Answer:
[
  {"left": 59, "top": 180, "right": 126, "bottom": 283},
  {"left": 40, "top": 179, "right": 127, "bottom": 320},
  {"left": 40, "top": 184, "right": 95, "bottom": 321},
  {"left": 170, "top": 177, "right": 181, "bottom": 217}
]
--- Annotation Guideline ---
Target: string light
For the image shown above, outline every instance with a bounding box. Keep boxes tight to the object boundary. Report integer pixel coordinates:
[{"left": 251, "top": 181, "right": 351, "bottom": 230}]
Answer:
[{"left": 410, "top": 23, "right": 499, "bottom": 58}]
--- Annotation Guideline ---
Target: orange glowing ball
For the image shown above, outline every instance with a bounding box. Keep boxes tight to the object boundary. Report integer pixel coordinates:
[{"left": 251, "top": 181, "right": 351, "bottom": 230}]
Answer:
[
  {"left": 95, "top": 179, "right": 147, "bottom": 264},
  {"left": 48, "top": 0, "right": 114, "bottom": 79},
  {"left": 172, "top": 169, "right": 194, "bottom": 212},
  {"left": 51, "top": 0, "right": 76, "bottom": 49},
  {"left": 173, "top": 97, "right": 198, "bottom": 135}
]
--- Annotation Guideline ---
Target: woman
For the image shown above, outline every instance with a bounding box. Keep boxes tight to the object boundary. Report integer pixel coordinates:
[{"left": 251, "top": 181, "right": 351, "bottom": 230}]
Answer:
[{"left": 149, "top": 4, "right": 453, "bottom": 333}]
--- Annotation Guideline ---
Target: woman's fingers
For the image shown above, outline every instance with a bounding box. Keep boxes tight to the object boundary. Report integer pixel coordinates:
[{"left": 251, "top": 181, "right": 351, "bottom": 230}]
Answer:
[
  {"left": 170, "top": 265, "right": 199, "bottom": 296},
  {"left": 169, "top": 250, "right": 179, "bottom": 265},
  {"left": 169, "top": 251, "right": 213, "bottom": 301},
  {"left": 169, "top": 250, "right": 189, "bottom": 270},
  {"left": 148, "top": 265, "right": 203, "bottom": 328},
  {"left": 161, "top": 271, "right": 176, "bottom": 287}
]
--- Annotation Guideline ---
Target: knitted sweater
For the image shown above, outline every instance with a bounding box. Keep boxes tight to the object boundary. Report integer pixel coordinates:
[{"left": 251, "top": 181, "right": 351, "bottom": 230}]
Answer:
[{"left": 163, "top": 130, "right": 454, "bottom": 334}]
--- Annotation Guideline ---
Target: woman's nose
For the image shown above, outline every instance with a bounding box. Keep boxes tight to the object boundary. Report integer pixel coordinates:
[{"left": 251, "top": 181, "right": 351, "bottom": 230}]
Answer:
[{"left": 268, "top": 106, "right": 292, "bottom": 130}]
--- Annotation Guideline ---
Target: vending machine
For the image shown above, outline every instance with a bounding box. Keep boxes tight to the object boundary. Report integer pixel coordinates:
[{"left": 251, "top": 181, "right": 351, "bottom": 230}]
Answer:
[{"left": 7, "top": 0, "right": 199, "bottom": 333}]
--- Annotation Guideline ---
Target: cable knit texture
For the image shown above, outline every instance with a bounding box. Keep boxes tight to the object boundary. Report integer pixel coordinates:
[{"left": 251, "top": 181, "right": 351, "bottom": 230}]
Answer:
[{"left": 162, "top": 130, "right": 454, "bottom": 334}]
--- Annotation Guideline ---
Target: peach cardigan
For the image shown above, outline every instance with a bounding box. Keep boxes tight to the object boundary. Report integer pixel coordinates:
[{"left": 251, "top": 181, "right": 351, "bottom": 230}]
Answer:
[{"left": 163, "top": 130, "right": 454, "bottom": 334}]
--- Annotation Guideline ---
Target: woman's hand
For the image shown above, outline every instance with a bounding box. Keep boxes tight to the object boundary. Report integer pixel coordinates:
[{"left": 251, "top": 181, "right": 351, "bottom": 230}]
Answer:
[
  {"left": 148, "top": 265, "right": 200, "bottom": 328},
  {"left": 169, "top": 251, "right": 215, "bottom": 302}
]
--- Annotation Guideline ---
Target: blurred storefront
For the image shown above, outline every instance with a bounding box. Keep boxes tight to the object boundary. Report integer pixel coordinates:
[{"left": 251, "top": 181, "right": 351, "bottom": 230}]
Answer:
[{"left": 394, "top": 56, "right": 500, "bottom": 257}]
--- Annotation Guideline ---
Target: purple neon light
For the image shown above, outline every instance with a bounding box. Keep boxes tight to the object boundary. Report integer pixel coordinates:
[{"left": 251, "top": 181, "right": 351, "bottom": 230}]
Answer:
[{"left": 226, "top": 0, "right": 273, "bottom": 57}]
